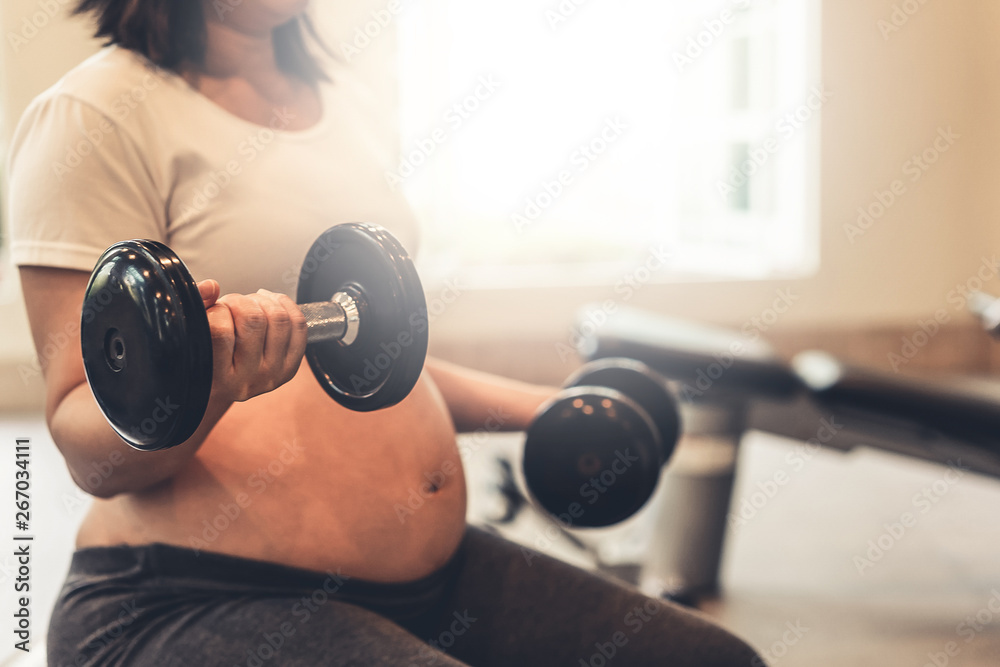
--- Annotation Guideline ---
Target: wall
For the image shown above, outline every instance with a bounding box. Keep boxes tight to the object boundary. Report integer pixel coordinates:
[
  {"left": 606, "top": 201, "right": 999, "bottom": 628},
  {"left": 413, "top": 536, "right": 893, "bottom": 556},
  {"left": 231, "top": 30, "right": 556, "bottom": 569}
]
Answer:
[
  {"left": 426, "top": 0, "right": 1000, "bottom": 381},
  {"left": 431, "top": 1, "right": 994, "bottom": 334},
  {"left": 1, "top": 0, "right": 999, "bottom": 408},
  {"left": 971, "top": 4, "right": 1000, "bottom": 255}
]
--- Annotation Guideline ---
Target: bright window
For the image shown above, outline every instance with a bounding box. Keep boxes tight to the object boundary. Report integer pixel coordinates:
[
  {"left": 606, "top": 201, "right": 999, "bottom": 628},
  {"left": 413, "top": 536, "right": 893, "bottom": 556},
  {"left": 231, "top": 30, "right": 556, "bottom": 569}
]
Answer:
[{"left": 396, "top": 0, "right": 821, "bottom": 287}]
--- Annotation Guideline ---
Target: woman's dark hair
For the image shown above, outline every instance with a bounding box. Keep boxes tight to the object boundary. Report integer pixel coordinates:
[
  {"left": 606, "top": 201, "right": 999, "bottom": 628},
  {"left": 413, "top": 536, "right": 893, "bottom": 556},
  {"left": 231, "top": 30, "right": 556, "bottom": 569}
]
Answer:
[{"left": 74, "top": 0, "right": 329, "bottom": 83}]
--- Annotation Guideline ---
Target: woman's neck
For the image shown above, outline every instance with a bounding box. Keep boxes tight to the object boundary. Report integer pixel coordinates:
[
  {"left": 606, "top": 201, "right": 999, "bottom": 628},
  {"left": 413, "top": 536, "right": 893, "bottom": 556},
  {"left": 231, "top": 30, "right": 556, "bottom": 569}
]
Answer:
[
  {"left": 198, "top": 18, "right": 282, "bottom": 83},
  {"left": 181, "top": 19, "right": 322, "bottom": 132}
]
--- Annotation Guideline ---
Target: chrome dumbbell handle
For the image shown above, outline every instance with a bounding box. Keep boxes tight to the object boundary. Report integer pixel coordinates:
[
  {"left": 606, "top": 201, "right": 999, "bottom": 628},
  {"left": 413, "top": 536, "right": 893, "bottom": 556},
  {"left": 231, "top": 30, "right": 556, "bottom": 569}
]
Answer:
[{"left": 298, "top": 292, "right": 361, "bottom": 345}]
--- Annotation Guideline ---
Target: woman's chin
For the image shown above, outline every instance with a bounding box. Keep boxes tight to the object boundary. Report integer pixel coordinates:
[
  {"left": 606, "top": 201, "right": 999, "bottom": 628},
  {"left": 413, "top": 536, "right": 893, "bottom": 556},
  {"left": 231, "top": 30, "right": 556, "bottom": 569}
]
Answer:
[{"left": 208, "top": 0, "right": 311, "bottom": 29}]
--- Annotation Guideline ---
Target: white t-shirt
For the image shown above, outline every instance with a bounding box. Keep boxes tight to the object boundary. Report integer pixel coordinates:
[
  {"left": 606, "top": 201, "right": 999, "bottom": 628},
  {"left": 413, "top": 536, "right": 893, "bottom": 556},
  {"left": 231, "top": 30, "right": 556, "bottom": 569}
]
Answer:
[{"left": 7, "top": 46, "right": 419, "bottom": 298}]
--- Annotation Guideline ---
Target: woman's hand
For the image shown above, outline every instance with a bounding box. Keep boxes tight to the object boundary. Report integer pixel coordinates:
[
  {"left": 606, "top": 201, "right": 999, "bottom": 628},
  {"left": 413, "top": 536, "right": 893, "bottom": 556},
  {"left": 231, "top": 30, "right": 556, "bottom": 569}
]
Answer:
[{"left": 198, "top": 280, "right": 309, "bottom": 404}]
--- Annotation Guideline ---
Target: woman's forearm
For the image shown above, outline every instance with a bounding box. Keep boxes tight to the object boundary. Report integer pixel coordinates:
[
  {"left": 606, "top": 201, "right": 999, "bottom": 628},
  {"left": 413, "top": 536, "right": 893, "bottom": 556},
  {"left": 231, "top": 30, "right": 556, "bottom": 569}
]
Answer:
[
  {"left": 50, "top": 383, "right": 232, "bottom": 498},
  {"left": 425, "top": 357, "right": 558, "bottom": 433}
]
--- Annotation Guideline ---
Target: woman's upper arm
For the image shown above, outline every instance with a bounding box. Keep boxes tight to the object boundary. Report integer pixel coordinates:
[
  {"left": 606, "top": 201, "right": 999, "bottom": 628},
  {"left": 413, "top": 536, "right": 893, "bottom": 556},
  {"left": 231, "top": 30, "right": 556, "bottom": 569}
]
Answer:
[{"left": 19, "top": 266, "right": 92, "bottom": 425}]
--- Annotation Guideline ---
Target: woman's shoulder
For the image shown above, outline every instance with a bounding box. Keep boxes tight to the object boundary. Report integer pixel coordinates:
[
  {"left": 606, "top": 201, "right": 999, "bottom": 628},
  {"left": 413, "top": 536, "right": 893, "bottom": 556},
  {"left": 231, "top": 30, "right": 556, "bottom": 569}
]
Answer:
[{"left": 32, "top": 46, "right": 182, "bottom": 125}]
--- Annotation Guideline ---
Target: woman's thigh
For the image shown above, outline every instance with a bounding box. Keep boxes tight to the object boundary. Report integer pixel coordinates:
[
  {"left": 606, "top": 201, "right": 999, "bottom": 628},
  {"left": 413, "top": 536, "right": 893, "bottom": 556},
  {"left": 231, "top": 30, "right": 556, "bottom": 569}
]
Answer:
[
  {"left": 428, "top": 527, "right": 761, "bottom": 667},
  {"left": 49, "top": 593, "right": 470, "bottom": 667}
]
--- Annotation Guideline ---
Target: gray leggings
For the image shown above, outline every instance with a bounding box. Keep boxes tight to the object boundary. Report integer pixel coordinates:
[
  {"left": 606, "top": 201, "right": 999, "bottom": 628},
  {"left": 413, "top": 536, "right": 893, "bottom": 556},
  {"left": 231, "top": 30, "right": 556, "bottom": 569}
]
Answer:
[{"left": 47, "top": 526, "right": 761, "bottom": 666}]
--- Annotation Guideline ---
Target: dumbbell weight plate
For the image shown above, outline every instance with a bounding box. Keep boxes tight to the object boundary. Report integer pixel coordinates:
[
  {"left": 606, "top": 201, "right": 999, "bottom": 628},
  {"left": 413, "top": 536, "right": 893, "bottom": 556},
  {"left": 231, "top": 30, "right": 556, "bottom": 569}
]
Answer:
[
  {"left": 523, "top": 388, "right": 664, "bottom": 528},
  {"left": 81, "top": 240, "right": 213, "bottom": 452},
  {"left": 565, "top": 358, "right": 680, "bottom": 464},
  {"left": 297, "top": 223, "right": 428, "bottom": 411}
]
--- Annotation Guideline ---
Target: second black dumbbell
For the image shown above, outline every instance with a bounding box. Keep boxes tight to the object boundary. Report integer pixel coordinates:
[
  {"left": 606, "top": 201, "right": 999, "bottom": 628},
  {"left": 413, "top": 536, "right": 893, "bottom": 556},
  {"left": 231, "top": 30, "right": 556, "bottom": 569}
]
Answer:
[{"left": 523, "top": 358, "right": 680, "bottom": 527}]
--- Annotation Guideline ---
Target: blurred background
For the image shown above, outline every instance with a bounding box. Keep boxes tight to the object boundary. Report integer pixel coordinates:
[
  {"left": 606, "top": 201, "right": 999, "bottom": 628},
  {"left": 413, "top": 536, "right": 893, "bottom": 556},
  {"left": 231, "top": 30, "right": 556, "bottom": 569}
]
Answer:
[{"left": 2, "top": 0, "right": 1000, "bottom": 665}]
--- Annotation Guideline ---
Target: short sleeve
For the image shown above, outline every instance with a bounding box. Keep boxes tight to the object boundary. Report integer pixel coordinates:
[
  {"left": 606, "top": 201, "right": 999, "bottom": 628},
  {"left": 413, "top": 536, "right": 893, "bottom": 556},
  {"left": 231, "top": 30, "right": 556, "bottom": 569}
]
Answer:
[{"left": 6, "top": 93, "right": 167, "bottom": 272}]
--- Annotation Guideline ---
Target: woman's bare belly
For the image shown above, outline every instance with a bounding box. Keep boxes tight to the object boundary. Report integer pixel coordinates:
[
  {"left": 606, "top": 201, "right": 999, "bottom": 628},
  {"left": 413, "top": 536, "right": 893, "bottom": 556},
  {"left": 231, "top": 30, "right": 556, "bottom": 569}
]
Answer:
[{"left": 75, "top": 363, "right": 468, "bottom": 582}]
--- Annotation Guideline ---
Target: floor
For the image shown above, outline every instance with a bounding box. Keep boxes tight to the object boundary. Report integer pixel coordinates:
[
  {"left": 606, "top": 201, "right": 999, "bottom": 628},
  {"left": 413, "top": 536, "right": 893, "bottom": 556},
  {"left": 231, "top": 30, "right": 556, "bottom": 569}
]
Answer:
[
  {"left": 2, "top": 416, "right": 1000, "bottom": 666},
  {"left": 707, "top": 432, "right": 1000, "bottom": 666}
]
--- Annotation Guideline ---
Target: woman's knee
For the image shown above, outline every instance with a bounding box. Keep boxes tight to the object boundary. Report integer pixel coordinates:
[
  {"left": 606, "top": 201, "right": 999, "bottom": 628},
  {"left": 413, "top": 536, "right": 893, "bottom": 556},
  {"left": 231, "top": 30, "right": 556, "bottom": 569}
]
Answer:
[{"left": 630, "top": 599, "right": 764, "bottom": 666}]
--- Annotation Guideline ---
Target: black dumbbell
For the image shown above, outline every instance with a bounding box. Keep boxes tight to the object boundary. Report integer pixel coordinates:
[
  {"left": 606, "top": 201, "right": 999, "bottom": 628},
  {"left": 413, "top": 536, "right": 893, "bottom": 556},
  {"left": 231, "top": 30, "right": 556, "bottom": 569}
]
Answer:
[
  {"left": 81, "top": 223, "right": 428, "bottom": 452},
  {"left": 523, "top": 358, "right": 680, "bottom": 527}
]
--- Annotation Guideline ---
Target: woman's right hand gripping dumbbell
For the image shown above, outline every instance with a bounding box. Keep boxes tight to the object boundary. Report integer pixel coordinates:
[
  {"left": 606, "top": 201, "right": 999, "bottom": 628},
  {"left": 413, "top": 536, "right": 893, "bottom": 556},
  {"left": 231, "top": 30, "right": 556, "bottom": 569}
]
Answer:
[{"left": 198, "top": 280, "right": 309, "bottom": 405}]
